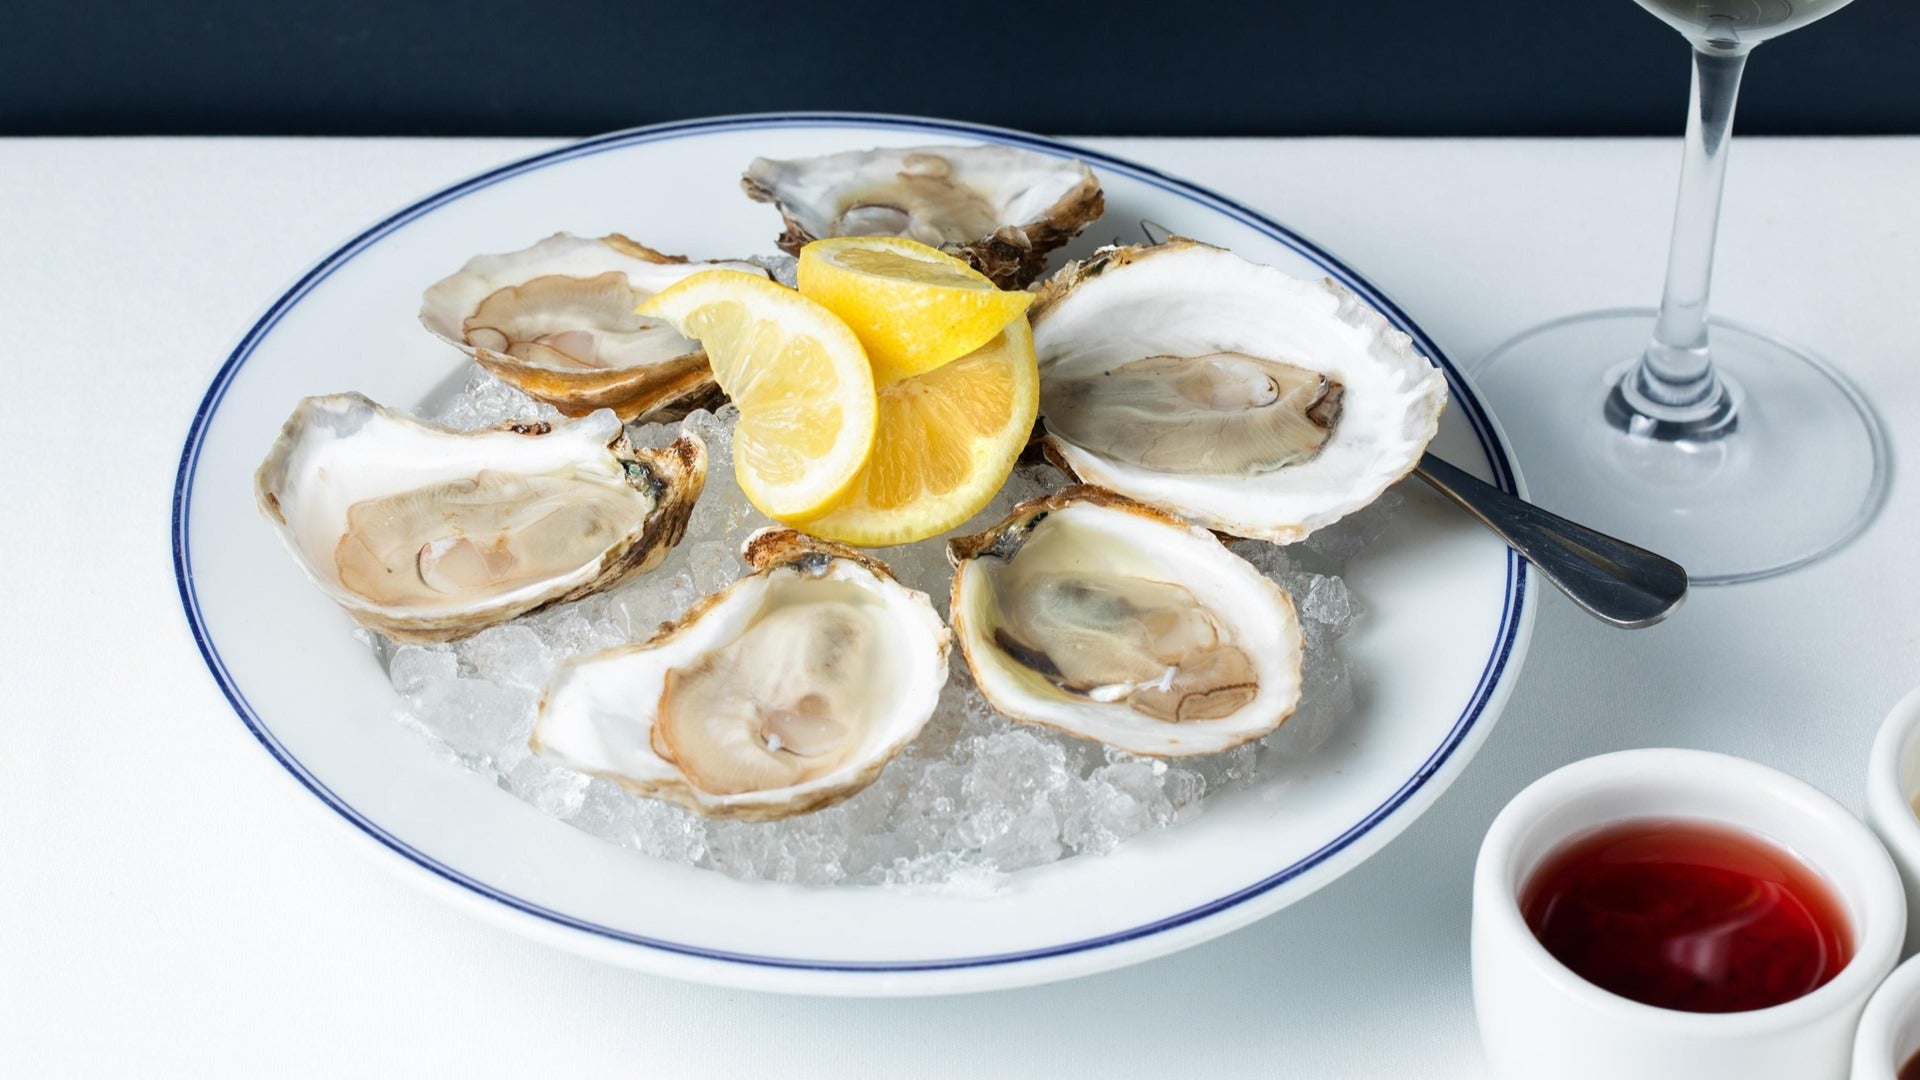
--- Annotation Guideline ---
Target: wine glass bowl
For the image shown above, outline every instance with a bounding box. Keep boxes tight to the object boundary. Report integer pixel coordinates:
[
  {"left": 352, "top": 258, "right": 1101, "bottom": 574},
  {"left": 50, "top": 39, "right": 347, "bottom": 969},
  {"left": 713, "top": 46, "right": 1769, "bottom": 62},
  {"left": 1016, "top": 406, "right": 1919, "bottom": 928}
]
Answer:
[{"left": 1635, "top": 0, "right": 1852, "bottom": 47}]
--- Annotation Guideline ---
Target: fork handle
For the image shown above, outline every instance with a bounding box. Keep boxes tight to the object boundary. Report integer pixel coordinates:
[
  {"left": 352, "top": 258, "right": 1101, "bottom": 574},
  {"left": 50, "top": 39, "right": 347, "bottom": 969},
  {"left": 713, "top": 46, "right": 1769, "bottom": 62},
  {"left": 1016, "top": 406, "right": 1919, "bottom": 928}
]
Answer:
[{"left": 1412, "top": 453, "right": 1688, "bottom": 628}]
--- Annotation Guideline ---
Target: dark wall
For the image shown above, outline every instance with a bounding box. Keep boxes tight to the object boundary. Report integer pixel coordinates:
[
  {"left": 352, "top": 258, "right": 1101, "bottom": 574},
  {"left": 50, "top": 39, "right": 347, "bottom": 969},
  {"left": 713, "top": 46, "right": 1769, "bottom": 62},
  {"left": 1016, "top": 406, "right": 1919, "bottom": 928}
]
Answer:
[{"left": 10, "top": 1, "right": 1916, "bottom": 137}]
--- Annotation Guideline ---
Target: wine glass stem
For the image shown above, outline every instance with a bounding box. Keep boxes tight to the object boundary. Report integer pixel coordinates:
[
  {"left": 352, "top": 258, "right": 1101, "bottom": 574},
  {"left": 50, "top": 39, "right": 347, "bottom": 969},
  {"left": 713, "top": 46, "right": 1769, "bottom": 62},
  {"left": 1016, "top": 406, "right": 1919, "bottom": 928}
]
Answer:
[{"left": 1610, "top": 41, "right": 1751, "bottom": 438}]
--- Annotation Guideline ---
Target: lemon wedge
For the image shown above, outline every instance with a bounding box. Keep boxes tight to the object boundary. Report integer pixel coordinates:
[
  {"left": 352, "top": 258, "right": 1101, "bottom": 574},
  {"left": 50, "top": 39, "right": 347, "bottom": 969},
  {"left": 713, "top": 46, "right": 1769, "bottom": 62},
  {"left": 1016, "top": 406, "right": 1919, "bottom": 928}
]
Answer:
[
  {"left": 638, "top": 270, "right": 877, "bottom": 522},
  {"left": 804, "top": 316, "right": 1040, "bottom": 547},
  {"left": 797, "top": 237, "right": 1033, "bottom": 384}
]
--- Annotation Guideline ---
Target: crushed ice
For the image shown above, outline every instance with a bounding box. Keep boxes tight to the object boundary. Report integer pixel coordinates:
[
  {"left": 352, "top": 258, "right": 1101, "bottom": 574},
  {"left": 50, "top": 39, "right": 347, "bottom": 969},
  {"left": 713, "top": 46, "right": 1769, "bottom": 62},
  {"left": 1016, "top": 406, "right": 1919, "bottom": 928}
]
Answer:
[{"left": 372, "top": 369, "right": 1400, "bottom": 890}]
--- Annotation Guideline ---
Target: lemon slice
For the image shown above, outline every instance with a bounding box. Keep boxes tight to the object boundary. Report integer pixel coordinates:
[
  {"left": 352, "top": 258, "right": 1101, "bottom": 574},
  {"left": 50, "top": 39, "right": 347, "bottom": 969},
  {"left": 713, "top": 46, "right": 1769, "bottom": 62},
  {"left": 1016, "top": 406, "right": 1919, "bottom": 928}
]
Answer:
[
  {"left": 638, "top": 270, "right": 877, "bottom": 522},
  {"left": 805, "top": 316, "right": 1040, "bottom": 547},
  {"left": 797, "top": 237, "right": 1034, "bottom": 384}
]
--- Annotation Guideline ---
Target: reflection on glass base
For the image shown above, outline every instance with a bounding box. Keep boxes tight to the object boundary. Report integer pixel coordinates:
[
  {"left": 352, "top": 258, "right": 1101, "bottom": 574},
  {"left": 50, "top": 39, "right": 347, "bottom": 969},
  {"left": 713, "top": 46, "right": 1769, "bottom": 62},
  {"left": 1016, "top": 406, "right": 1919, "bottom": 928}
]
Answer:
[
  {"left": 1472, "top": 309, "right": 1887, "bottom": 585},
  {"left": 1604, "top": 367, "right": 1739, "bottom": 442}
]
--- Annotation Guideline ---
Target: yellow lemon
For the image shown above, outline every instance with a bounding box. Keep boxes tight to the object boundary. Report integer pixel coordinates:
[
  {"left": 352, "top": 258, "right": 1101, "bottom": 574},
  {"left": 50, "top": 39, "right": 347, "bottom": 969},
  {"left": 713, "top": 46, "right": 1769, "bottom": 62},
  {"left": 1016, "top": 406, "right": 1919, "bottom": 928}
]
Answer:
[
  {"left": 804, "top": 316, "right": 1040, "bottom": 547},
  {"left": 797, "top": 236, "right": 1033, "bottom": 384},
  {"left": 638, "top": 270, "right": 876, "bottom": 522}
]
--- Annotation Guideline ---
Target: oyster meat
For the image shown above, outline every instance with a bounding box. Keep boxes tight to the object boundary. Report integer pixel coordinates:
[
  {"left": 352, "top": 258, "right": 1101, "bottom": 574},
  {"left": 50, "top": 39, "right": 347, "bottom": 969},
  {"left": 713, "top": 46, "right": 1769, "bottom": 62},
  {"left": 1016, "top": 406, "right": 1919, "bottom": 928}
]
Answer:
[
  {"left": 948, "top": 487, "right": 1303, "bottom": 757},
  {"left": 420, "top": 233, "right": 767, "bottom": 421},
  {"left": 742, "top": 145, "right": 1103, "bottom": 288},
  {"left": 255, "top": 393, "right": 704, "bottom": 643},
  {"left": 1030, "top": 239, "right": 1448, "bottom": 542},
  {"left": 532, "top": 530, "right": 950, "bottom": 821}
]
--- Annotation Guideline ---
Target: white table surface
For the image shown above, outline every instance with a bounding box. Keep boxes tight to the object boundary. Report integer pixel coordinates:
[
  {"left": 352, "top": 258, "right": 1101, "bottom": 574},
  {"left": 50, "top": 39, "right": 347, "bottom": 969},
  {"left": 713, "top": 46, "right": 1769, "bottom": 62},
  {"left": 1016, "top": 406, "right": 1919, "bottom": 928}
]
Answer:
[{"left": 4, "top": 134, "right": 1916, "bottom": 1077}]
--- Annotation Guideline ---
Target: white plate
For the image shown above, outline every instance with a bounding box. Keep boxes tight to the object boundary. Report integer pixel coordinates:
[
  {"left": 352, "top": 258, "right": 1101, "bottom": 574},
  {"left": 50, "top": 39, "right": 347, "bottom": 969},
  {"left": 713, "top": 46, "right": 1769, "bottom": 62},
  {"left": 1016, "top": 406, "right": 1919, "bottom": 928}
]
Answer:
[{"left": 173, "top": 114, "right": 1535, "bottom": 996}]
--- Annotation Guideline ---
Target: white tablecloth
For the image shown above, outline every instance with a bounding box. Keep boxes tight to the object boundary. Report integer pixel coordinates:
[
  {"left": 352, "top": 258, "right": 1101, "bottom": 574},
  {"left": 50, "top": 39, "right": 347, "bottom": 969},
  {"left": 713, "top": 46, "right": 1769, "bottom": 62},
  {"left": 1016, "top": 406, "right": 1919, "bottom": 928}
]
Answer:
[{"left": 5, "top": 135, "right": 1916, "bottom": 1077}]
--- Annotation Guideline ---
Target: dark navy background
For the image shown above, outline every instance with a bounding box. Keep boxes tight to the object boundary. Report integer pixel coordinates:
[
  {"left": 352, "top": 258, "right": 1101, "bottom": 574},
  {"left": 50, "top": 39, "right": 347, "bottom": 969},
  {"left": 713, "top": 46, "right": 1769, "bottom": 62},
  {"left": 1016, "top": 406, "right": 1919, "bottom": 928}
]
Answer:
[{"left": 9, "top": 0, "right": 1914, "bottom": 136}]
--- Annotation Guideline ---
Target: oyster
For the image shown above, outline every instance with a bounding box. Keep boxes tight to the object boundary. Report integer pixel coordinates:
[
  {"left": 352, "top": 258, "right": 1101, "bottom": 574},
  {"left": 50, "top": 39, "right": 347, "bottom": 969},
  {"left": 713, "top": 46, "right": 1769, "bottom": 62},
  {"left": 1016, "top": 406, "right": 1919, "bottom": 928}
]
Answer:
[
  {"left": 1030, "top": 239, "right": 1448, "bottom": 542},
  {"left": 948, "top": 487, "right": 1303, "bottom": 757},
  {"left": 742, "top": 145, "right": 1103, "bottom": 288},
  {"left": 419, "top": 233, "right": 766, "bottom": 421},
  {"left": 532, "top": 530, "right": 950, "bottom": 821},
  {"left": 254, "top": 393, "right": 704, "bottom": 643}
]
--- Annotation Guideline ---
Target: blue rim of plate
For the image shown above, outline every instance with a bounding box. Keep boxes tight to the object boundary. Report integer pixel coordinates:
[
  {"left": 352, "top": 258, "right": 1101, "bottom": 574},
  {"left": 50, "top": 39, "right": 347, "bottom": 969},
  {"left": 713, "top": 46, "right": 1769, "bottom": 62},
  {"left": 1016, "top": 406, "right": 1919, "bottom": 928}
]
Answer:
[{"left": 173, "top": 112, "right": 1527, "bottom": 975}]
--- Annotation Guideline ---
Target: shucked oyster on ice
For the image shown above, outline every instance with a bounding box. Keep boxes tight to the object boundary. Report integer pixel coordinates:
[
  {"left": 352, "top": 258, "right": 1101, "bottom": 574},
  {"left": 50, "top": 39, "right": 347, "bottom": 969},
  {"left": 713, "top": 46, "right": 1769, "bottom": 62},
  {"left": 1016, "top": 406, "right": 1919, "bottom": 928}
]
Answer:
[
  {"left": 1030, "top": 239, "right": 1448, "bottom": 543},
  {"left": 742, "top": 145, "right": 1104, "bottom": 288},
  {"left": 532, "top": 530, "right": 950, "bottom": 821},
  {"left": 254, "top": 393, "right": 705, "bottom": 643},
  {"left": 419, "top": 233, "right": 767, "bottom": 422},
  {"left": 948, "top": 487, "right": 1303, "bottom": 758}
]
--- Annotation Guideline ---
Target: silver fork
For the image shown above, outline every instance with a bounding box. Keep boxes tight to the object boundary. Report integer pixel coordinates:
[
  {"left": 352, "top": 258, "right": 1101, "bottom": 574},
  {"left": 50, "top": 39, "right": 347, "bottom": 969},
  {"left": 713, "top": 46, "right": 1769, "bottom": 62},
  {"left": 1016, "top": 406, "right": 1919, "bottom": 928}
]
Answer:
[{"left": 1120, "top": 220, "right": 1687, "bottom": 629}]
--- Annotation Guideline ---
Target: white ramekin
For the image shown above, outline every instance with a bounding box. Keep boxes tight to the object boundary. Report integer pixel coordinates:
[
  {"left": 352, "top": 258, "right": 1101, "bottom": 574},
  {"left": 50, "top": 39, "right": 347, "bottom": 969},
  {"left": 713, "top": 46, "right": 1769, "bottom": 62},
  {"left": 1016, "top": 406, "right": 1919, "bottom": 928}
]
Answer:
[
  {"left": 1473, "top": 748, "right": 1905, "bottom": 1080},
  {"left": 1854, "top": 953, "right": 1920, "bottom": 1079},
  {"left": 1867, "top": 686, "right": 1920, "bottom": 956}
]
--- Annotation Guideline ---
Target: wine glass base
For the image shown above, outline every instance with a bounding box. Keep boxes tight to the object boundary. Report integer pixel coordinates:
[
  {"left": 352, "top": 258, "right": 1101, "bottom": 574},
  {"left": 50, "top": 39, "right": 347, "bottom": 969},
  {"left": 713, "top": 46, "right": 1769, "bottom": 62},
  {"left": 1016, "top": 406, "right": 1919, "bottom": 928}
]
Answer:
[{"left": 1472, "top": 309, "right": 1887, "bottom": 585}]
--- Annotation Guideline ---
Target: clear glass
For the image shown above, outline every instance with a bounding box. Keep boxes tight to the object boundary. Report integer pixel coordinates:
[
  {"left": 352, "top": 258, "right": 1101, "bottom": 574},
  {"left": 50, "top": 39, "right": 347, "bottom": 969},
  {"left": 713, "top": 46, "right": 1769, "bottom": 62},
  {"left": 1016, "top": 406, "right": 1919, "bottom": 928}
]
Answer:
[{"left": 1472, "top": 0, "right": 1886, "bottom": 584}]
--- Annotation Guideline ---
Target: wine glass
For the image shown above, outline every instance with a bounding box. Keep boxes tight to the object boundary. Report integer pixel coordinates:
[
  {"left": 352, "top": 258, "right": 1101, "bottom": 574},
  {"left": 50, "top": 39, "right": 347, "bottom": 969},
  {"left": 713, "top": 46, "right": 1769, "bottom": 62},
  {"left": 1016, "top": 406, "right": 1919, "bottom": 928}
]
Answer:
[{"left": 1471, "top": 0, "right": 1886, "bottom": 584}]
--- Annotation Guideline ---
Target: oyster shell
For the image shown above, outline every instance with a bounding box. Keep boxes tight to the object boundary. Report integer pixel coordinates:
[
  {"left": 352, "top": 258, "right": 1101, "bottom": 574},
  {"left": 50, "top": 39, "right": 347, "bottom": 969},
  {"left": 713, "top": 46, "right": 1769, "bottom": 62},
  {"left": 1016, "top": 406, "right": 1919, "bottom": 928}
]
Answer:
[
  {"left": 419, "top": 233, "right": 766, "bottom": 421},
  {"left": 1030, "top": 239, "right": 1448, "bottom": 542},
  {"left": 532, "top": 530, "right": 950, "bottom": 821},
  {"left": 948, "top": 487, "right": 1303, "bottom": 757},
  {"left": 254, "top": 393, "right": 704, "bottom": 643},
  {"left": 742, "top": 145, "right": 1104, "bottom": 288}
]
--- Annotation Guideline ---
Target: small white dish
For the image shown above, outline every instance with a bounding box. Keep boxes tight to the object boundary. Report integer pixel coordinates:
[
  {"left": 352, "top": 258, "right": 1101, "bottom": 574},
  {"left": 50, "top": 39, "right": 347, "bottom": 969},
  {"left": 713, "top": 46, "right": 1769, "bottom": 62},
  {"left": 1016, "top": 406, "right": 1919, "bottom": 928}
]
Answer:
[
  {"left": 1474, "top": 748, "right": 1904, "bottom": 1080},
  {"left": 1854, "top": 953, "right": 1920, "bottom": 1079},
  {"left": 1867, "top": 685, "right": 1920, "bottom": 955}
]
